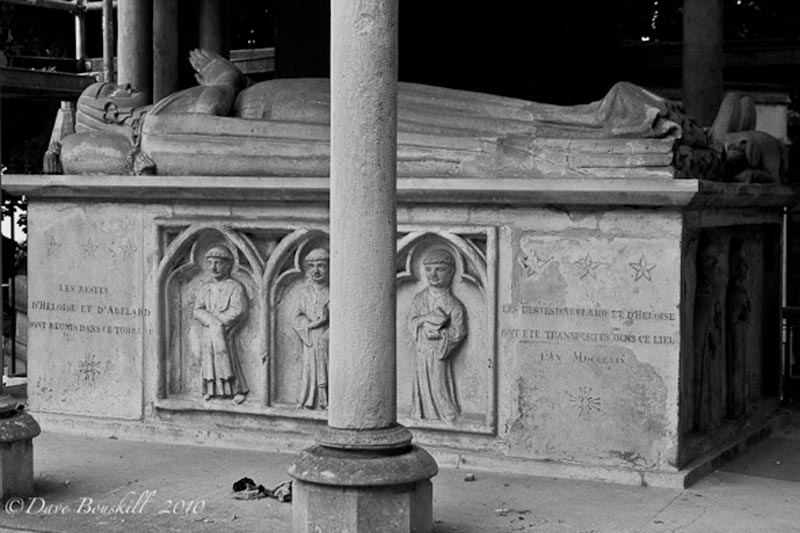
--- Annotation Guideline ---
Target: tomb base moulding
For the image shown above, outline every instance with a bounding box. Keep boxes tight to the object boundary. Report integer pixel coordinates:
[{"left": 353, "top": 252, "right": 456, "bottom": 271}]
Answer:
[{"left": 3, "top": 174, "right": 798, "bottom": 488}]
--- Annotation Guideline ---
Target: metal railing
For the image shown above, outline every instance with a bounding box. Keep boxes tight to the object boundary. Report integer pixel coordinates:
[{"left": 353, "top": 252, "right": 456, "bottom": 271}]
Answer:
[{"left": 783, "top": 307, "right": 800, "bottom": 385}]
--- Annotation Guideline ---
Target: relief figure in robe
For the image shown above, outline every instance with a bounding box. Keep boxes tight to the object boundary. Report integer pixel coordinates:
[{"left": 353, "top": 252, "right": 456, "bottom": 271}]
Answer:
[
  {"left": 293, "top": 248, "right": 330, "bottom": 410},
  {"left": 408, "top": 248, "right": 467, "bottom": 422},
  {"left": 192, "top": 246, "right": 249, "bottom": 404},
  {"left": 725, "top": 240, "right": 751, "bottom": 418},
  {"left": 692, "top": 239, "right": 726, "bottom": 431}
]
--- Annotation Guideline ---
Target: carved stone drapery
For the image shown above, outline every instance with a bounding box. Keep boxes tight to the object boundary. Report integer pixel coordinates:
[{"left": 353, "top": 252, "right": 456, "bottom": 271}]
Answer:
[
  {"left": 155, "top": 223, "right": 264, "bottom": 402},
  {"left": 153, "top": 220, "right": 498, "bottom": 433},
  {"left": 397, "top": 226, "right": 497, "bottom": 434}
]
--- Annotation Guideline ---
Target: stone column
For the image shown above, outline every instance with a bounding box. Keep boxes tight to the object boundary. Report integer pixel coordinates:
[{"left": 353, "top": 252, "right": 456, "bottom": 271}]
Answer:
[
  {"left": 73, "top": 10, "right": 86, "bottom": 61},
  {"left": 117, "top": 0, "right": 152, "bottom": 101},
  {"left": 289, "top": 1, "right": 437, "bottom": 531},
  {"left": 102, "top": 0, "right": 115, "bottom": 82},
  {"left": 153, "top": 0, "right": 179, "bottom": 101},
  {"left": 683, "top": 0, "right": 723, "bottom": 126},
  {"left": 327, "top": 1, "right": 399, "bottom": 433},
  {"left": 198, "top": 0, "right": 230, "bottom": 58}
]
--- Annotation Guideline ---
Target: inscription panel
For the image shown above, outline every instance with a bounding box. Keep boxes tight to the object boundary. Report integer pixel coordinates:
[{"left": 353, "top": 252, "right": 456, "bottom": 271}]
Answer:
[
  {"left": 500, "top": 229, "right": 681, "bottom": 467},
  {"left": 28, "top": 204, "right": 146, "bottom": 419}
]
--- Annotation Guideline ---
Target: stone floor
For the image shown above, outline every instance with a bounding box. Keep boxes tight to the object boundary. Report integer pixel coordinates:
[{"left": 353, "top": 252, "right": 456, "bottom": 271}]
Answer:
[{"left": 0, "top": 410, "right": 799, "bottom": 532}]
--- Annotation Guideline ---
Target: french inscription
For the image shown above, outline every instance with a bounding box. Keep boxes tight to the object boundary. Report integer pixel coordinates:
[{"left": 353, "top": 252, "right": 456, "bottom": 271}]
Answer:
[
  {"left": 536, "top": 350, "right": 627, "bottom": 364},
  {"left": 501, "top": 304, "right": 676, "bottom": 322},
  {"left": 572, "top": 351, "right": 626, "bottom": 364},
  {"left": 58, "top": 283, "right": 110, "bottom": 295},
  {"left": 29, "top": 322, "right": 143, "bottom": 335},
  {"left": 29, "top": 282, "right": 150, "bottom": 337},
  {"left": 501, "top": 303, "right": 678, "bottom": 347},
  {"left": 504, "top": 329, "right": 675, "bottom": 346}
]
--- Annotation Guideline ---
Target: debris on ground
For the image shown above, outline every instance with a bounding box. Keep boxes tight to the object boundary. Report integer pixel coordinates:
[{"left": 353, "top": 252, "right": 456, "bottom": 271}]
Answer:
[
  {"left": 232, "top": 478, "right": 270, "bottom": 500},
  {"left": 233, "top": 477, "right": 256, "bottom": 492},
  {"left": 272, "top": 480, "right": 292, "bottom": 502},
  {"left": 495, "top": 507, "right": 531, "bottom": 517},
  {"left": 231, "top": 477, "right": 292, "bottom": 503}
]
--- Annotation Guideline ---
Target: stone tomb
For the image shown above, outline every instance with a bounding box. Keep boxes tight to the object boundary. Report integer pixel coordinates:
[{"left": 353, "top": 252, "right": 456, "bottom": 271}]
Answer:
[{"left": 4, "top": 174, "right": 793, "bottom": 487}]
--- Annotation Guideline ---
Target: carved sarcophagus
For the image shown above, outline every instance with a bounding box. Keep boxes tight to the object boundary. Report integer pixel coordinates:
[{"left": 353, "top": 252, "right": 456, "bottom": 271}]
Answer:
[{"left": 11, "top": 51, "right": 797, "bottom": 486}]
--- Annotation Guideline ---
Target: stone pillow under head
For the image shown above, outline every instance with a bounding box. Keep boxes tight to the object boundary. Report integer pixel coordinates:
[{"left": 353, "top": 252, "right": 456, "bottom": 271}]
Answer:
[{"left": 59, "top": 132, "right": 132, "bottom": 175}]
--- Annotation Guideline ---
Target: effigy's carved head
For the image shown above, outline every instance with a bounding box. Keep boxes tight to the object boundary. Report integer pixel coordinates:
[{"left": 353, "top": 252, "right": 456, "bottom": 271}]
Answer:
[
  {"left": 304, "top": 248, "right": 330, "bottom": 286},
  {"left": 76, "top": 82, "right": 149, "bottom": 133},
  {"left": 204, "top": 246, "right": 234, "bottom": 281},
  {"left": 423, "top": 248, "right": 455, "bottom": 288}
]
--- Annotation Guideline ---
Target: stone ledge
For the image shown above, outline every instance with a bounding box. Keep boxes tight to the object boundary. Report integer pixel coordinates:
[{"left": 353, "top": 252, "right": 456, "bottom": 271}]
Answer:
[
  {"left": 4, "top": 174, "right": 799, "bottom": 208},
  {"left": 153, "top": 397, "right": 327, "bottom": 421}
]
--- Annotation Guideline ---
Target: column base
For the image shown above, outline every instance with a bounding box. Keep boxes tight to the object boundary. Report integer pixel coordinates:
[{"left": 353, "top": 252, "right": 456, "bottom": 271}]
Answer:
[
  {"left": 0, "top": 410, "right": 41, "bottom": 501},
  {"left": 289, "top": 444, "right": 438, "bottom": 532}
]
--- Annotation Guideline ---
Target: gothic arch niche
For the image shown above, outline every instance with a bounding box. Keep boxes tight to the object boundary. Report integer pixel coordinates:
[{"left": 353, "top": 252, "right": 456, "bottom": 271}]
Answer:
[
  {"left": 396, "top": 227, "right": 497, "bottom": 434},
  {"left": 264, "top": 229, "right": 330, "bottom": 411},
  {"left": 157, "top": 225, "right": 264, "bottom": 404}
]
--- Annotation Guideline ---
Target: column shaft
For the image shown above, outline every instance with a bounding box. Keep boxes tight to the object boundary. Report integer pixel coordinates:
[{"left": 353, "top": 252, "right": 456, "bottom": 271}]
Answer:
[
  {"left": 74, "top": 13, "right": 86, "bottom": 60},
  {"left": 153, "top": 0, "right": 179, "bottom": 101},
  {"left": 198, "top": 0, "right": 230, "bottom": 57},
  {"left": 118, "top": 0, "right": 152, "bottom": 99},
  {"left": 102, "top": 0, "right": 114, "bottom": 82},
  {"left": 683, "top": 0, "right": 723, "bottom": 126},
  {"left": 328, "top": 0, "right": 399, "bottom": 430}
]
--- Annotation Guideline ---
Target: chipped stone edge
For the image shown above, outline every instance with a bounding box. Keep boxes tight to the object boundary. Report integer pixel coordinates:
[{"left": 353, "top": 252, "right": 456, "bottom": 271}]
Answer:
[{"left": 4, "top": 175, "right": 799, "bottom": 209}]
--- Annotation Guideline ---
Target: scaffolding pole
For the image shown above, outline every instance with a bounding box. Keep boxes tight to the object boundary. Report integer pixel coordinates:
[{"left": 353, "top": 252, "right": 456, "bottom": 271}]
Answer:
[{"left": 74, "top": 0, "right": 86, "bottom": 60}]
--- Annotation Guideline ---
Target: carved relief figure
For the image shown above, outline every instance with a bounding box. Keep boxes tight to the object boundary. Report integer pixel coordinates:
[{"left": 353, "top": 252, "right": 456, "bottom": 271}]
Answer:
[
  {"left": 193, "top": 246, "right": 249, "bottom": 404},
  {"left": 725, "top": 240, "right": 752, "bottom": 418},
  {"left": 408, "top": 248, "right": 467, "bottom": 422},
  {"left": 692, "top": 239, "right": 725, "bottom": 431},
  {"left": 294, "top": 248, "right": 330, "bottom": 410}
]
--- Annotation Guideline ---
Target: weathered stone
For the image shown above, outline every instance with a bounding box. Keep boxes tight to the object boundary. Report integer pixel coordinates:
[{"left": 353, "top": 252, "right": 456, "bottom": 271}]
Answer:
[
  {"left": 290, "top": 445, "right": 437, "bottom": 533},
  {"left": 293, "top": 480, "right": 433, "bottom": 533},
  {"left": 51, "top": 48, "right": 712, "bottom": 180},
  {"left": 0, "top": 411, "right": 40, "bottom": 501},
  {"left": 4, "top": 174, "right": 797, "bottom": 488},
  {"left": 25, "top": 204, "right": 146, "bottom": 419},
  {"left": 293, "top": 1, "right": 438, "bottom": 529},
  {"left": 59, "top": 132, "right": 134, "bottom": 175}
]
